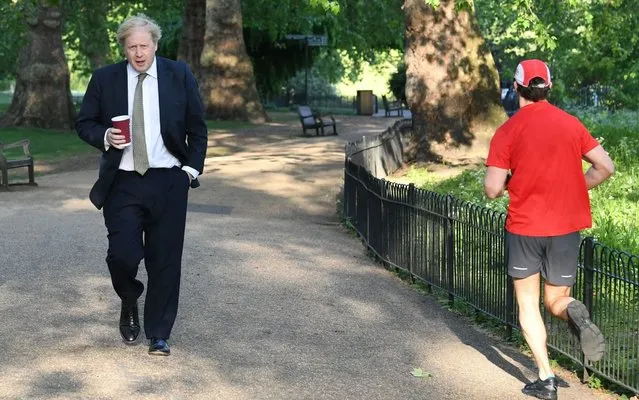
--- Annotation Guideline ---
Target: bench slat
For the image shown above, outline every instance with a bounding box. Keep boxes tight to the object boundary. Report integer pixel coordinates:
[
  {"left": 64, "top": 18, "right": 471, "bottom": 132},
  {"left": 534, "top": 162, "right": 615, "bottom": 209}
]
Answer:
[{"left": 7, "top": 158, "right": 33, "bottom": 168}]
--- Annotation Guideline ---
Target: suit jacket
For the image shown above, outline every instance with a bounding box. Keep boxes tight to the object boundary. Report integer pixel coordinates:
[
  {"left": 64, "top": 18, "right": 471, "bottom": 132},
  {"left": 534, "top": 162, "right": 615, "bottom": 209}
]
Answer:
[{"left": 76, "top": 57, "right": 208, "bottom": 209}]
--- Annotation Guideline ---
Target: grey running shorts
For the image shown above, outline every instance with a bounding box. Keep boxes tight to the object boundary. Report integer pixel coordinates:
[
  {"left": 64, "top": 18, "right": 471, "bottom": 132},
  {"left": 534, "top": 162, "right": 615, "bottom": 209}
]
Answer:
[{"left": 506, "top": 231, "right": 581, "bottom": 286}]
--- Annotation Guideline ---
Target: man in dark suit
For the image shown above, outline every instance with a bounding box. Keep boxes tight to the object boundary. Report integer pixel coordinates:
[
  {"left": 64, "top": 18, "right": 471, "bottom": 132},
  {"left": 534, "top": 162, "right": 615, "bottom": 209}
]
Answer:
[{"left": 76, "top": 14, "right": 208, "bottom": 356}]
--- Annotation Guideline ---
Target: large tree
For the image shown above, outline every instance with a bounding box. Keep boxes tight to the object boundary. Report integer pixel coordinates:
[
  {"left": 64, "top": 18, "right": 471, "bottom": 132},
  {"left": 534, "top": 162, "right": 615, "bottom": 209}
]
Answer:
[
  {"left": 0, "top": 2, "right": 75, "bottom": 129},
  {"left": 403, "top": 0, "right": 506, "bottom": 162},
  {"left": 199, "top": 0, "right": 268, "bottom": 123}
]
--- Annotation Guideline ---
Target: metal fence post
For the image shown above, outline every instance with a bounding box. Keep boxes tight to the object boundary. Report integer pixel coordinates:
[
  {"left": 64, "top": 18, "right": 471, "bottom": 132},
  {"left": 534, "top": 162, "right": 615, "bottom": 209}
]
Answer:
[
  {"left": 581, "top": 236, "right": 595, "bottom": 383},
  {"left": 506, "top": 275, "right": 514, "bottom": 339},
  {"left": 382, "top": 180, "right": 388, "bottom": 262},
  {"left": 366, "top": 167, "right": 371, "bottom": 243},
  {"left": 446, "top": 195, "right": 455, "bottom": 307},
  {"left": 356, "top": 163, "right": 362, "bottom": 238},
  {"left": 505, "top": 229, "right": 515, "bottom": 339},
  {"left": 344, "top": 157, "right": 350, "bottom": 221},
  {"left": 408, "top": 183, "right": 415, "bottom": 282}
]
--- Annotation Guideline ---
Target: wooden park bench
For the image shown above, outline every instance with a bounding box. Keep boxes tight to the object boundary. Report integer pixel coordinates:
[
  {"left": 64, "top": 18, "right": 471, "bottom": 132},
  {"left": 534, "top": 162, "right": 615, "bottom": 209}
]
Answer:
[
  {"left": 0, "top": 139, "right": 36, "bottom": 190},
  {"left": 297, "top": 105, "right": 337, "bottom": 136},
  {"left": 382, "top": 95, "right": 404, "bottom": 117}
]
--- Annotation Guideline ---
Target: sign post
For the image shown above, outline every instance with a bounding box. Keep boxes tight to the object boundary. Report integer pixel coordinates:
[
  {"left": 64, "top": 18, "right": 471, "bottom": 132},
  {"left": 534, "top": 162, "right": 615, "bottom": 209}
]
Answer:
[{"left": 285, "top": 34, "right": 328, "bottom": 104}]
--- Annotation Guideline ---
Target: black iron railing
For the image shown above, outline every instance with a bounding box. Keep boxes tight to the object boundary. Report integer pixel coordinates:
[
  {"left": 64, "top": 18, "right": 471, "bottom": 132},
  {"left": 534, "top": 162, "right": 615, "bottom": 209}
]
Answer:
[
  {"left": 343, "top": 152, "right": 639, "bottom": 395},
  {"left": 305, "top": 95, "right": 356, "bottom": 111},
  {"left": 265, "top": 93, "right": 356, "bottom": 111}
]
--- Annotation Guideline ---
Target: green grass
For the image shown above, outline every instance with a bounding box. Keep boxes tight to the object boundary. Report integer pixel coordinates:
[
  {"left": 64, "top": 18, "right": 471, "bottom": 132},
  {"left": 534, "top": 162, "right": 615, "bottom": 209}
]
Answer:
[
  {"left": 0, "top": 127, "right": 94, "bottom": 162},
  {"left": 404, "top": 109, "right": 639, "bottom": 254},
  {"left": 0, "top": 92, "right": 84, "bottom": 115},
  {"left": 0, "top": 111, "right": 295, "bottom": 172},
  {"left": 401, "top": 166, "right": 511, "bottom": 213}
]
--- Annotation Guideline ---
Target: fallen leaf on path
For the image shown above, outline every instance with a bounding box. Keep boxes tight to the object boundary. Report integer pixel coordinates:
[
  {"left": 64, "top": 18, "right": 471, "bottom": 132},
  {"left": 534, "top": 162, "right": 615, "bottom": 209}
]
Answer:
[{"left": 411, "top": 368, "right": 432, "bottom": 378}]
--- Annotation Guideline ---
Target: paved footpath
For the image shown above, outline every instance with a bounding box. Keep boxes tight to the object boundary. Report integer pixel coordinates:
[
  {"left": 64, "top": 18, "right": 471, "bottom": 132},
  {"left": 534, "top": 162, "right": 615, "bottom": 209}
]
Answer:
[{"left": 0, "top": 115, "right": 611, "bottom": 399}]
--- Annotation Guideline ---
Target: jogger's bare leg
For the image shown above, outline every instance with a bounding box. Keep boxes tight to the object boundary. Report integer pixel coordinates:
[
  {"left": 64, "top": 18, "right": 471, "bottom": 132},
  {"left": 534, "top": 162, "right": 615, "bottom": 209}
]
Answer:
[
  {"left": 543, "top": 282, "right": 573, "bottom": 321},
  {"left": 514, "top": 273, "right": 554, "bottom": 380}
]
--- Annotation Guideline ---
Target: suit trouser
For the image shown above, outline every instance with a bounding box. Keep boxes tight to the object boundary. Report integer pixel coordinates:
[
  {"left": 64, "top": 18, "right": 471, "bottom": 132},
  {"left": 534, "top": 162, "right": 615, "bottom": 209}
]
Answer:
[{"left": 102, "top": 167, "right": 190, "bottom": 339}]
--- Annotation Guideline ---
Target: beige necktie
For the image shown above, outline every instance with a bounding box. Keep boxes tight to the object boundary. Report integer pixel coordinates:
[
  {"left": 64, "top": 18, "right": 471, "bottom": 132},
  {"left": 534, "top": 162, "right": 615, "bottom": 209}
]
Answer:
[{"left": 132, "top": 73, "right": 149, "bottom": 175}]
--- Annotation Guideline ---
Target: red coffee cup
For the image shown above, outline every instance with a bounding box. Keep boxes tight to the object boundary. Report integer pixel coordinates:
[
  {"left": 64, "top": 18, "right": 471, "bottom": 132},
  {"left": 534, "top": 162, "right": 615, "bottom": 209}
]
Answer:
[{"left": 111, "top": 115, "right": 131, "bottom": 146}]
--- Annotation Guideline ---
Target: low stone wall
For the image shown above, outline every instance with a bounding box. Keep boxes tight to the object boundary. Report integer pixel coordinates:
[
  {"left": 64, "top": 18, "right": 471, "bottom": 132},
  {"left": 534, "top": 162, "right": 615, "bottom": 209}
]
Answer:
[{"left": 344, "top": 119, "right": 412, "bottom": 179}]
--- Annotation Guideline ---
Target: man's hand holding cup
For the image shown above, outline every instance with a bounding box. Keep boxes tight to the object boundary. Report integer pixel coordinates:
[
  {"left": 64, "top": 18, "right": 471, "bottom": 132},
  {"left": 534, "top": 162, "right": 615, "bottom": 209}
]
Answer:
[{"left": 109, "top": 115, "right": 132, "bottom": 149}]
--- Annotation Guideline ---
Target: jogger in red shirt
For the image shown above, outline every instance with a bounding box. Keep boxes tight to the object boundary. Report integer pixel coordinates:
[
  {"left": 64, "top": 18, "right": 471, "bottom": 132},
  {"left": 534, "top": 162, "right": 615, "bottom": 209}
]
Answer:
[{"left": 485, "top": 59, "right": 615, "bottom": 400}]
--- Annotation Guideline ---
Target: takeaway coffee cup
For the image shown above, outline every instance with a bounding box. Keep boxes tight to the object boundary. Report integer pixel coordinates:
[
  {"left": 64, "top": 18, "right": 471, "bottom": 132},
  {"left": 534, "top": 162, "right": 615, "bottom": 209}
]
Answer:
[{"left": 111, "top": 115, "right": 131, "bottom": 146}]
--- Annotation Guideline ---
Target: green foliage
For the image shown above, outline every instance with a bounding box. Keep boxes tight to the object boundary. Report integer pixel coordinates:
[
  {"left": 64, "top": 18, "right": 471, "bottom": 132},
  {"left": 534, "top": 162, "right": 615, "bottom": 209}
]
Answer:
[
  {"left": 587, "top": 374, "right": 603, "bottom": 390},
  {"left": 63, "top": 0, "right": 183, "bottom": 76},
  {"left": 244, "top": 28, "right": 314, "bottom": 98},
  {"left": 243, "top": 0, "right": 404, "bottom": 55},
  {"left": 0, "top": 1, "right": 30, "bottom": 80},
  {"left": 154, "top": 5, "right": 183, "bottom": 60},
  {"left": 573, "top": 109, "right": 639, "bottom": 252},
  {"left": 242, "top": 0, "right": 404, "bottom": 96},
  {"left": 63, "top": 0, "right": 110, "bottom": 75},
  {"left": 287, "top": 68, "right": 338, "bottom": 97},
  {"left": 476, "top": 0, "right": 639, "bottom": 109},
  {"left": 60, "top": 0, "right": 406, "bottom": 98}
]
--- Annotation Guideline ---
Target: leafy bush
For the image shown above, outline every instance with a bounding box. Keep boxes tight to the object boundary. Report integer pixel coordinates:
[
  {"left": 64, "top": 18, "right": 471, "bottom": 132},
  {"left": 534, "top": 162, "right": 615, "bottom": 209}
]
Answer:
[{"left": 286, "top": 67, "right": 339, "bottom": 98}]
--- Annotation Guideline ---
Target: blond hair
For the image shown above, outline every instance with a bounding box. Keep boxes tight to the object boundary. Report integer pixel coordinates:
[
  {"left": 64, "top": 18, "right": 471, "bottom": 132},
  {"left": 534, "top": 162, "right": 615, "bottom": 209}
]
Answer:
[{"left": 116, "top": 14, "right": 162, "bottom": 46}]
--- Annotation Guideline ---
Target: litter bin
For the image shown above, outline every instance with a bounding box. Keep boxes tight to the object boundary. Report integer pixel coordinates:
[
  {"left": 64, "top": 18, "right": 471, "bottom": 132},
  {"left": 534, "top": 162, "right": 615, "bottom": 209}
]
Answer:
[{"left": 356, "top": 90, "right": 374, "bottom": 115}]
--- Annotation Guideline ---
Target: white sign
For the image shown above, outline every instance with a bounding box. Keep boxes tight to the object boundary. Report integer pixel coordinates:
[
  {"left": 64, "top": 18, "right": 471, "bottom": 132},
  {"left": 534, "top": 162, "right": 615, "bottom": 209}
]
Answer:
[{"left": 306, "top": 35, "right": 328, "bottom": 46}]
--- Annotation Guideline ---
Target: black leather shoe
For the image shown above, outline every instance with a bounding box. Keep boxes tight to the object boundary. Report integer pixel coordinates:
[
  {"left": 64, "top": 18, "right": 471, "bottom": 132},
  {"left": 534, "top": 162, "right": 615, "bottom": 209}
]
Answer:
[
  {"left": 148, "top": 338, "right": 170, "bottom": 356},
  {"left": 119, "top": 302, "right": 140, "bottom": 344}
]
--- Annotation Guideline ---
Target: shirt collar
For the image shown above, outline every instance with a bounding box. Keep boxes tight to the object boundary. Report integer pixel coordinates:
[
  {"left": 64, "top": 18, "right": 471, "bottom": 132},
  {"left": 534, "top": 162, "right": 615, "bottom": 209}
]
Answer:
[{"left": 126, "top": 56, "right": 158, "bottom": 79}]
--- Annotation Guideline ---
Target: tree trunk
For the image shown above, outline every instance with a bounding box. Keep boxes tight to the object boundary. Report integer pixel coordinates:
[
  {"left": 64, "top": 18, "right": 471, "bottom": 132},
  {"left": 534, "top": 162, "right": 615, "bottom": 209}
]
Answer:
[
  {"left": 403, "top": 0, "right": 506, "bottom": 163},
  {"left": 178, "top": 0, "right": 206, "bottom": 79},
  {"left": 0, "top": 4, "right": 76, "bottom": 129},
  {"left": 199, "top": 0, "right": 268, "bottom": 123}
]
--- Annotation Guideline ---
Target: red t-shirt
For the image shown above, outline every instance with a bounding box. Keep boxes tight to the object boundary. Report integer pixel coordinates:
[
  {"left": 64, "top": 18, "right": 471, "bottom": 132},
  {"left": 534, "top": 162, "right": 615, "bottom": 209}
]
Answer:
[{"left": 486, "top": 101, "right": 599, "bottom": 236}]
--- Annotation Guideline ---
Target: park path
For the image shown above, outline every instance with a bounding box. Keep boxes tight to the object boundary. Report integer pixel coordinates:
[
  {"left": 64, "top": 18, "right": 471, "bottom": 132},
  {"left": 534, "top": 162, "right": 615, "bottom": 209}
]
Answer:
[{"left": 0, "top": 114, "right": 610, "bottom": 399}]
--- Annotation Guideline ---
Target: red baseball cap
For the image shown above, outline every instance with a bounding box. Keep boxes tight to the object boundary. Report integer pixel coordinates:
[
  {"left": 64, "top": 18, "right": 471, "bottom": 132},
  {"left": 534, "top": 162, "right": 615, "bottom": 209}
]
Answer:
[{"left": 514, "top": 59, "right": 551, "bottom": 88}]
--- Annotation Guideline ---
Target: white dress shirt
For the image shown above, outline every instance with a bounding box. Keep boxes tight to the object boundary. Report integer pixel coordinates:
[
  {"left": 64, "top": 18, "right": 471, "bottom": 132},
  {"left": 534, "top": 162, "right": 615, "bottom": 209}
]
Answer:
[{"left": 105, "top": 58, "right": 199, "bottom": 179}]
